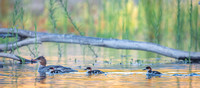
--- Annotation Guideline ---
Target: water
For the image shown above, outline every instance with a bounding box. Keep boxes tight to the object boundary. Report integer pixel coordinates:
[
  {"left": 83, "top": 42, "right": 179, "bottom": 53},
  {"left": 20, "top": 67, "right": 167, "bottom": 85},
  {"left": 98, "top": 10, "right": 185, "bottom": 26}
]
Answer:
[
  {"left": 1, "top": 58, "right": 200, "bottom": 88},
  {"left": 1, "top": 44, "right": 200, "bottom": 88}
]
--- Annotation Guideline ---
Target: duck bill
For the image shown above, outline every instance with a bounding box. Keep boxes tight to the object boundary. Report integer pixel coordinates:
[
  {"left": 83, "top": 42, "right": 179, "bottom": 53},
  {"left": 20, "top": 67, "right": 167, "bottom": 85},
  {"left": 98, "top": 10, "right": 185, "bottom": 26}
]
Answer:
[
  {"left": 31, "top": 59, "right": 37, "bottom": 61},
  {"left": 31, "top": 59, "right": 38, "bottom": 64},
  {"left": 84, "top": 69, "right": 87, "bottom": 70}
]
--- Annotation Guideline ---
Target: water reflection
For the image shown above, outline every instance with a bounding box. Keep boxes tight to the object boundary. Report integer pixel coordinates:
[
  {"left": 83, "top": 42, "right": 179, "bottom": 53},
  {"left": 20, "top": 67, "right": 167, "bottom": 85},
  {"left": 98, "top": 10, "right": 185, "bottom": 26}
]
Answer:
[
  {"left": 176, "top": 77, "right": 180, "bottom": 88},
  {"left": 1, "top": 56, "right": 200, "bottom": 88},
  {"left": 35, "top": 72, "right": 46, "bottom": 84},
  {"left": 189, "top": 76, "right": 193, "bottom": 88}
]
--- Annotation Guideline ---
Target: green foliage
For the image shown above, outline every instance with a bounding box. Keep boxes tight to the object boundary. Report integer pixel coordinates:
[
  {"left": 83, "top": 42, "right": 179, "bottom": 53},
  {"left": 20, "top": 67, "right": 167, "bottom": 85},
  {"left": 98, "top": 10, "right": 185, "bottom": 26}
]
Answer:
[
  {"left": 48, "top": 0, "right": 62, "bottom": 58},
  {"left": 17, "top": 56, "right": 25, "bottom": 64},
  {"left": 49, "top": 0, "right": 57, "bottom": 33},
  {"left": 0, "top": 0, "right": 199, "bottom": 59},
  {"left": 34, "top": 22, "right": 39, "bottom": 57},
  {"left": 140, "top": 0, "right": 163, "bottom": 58}
]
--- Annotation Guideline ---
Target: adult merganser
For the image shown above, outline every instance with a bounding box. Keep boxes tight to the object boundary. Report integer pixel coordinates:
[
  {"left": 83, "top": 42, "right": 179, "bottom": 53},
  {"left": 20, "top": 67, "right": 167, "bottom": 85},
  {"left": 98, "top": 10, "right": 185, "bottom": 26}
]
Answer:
[
  {"left": 84, "top": 67, "right": 104, "bottom": 75},
  {"left": 143, "top": 66, "right": 162, "bottom": 79},
  {"left": 32, "top": 56, "right": 78, "bottom": 74}
]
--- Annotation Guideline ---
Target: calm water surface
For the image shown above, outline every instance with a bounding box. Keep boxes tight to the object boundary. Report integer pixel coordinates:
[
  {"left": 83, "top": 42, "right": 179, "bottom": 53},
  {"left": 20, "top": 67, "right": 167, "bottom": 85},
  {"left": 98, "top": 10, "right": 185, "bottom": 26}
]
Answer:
[
  {"left": 0, "top": 44, "right": 200, "bottom": 88},
  {"left": 1, "top": 56, "right": 200, "bottom": 88}
]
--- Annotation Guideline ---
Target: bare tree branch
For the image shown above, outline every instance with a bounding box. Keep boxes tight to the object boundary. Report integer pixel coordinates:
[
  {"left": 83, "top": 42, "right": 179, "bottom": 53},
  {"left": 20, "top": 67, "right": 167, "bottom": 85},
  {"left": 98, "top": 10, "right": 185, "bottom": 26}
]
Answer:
[
  {"left": 0, "top": 28, "right": 200, "bottom": 62},
  {"left": 0, "top": 37, "right": 42, "bottom": 51},
  {"left": 0, "top": 53, "right": 36, "bottom": 63}
]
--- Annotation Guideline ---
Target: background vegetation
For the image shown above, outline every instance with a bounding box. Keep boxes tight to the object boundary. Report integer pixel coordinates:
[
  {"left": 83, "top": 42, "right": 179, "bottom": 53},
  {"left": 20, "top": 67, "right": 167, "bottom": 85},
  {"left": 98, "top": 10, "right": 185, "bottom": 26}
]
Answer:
[{"left": 0, "top": 0, "right": 199, "bottom": 59}]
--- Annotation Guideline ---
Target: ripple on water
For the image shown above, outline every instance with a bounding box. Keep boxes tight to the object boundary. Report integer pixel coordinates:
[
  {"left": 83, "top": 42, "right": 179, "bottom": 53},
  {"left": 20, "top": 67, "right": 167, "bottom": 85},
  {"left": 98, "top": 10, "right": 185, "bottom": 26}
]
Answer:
[{"left": 1, "top": 61, "right": 200, "bottom": 88}]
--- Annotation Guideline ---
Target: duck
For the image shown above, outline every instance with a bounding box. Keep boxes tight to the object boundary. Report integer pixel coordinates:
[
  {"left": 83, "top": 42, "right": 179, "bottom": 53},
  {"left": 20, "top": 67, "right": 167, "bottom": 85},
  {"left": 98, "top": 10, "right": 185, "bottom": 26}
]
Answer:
[
  {"left": 46, "top": 67, "right": 62, "bottom": 74},
  {"left": 143, "top": 66, "right": 162, "bottom": 79},
  {"left": 84, "top": 67, "right": 104, "bottom": 75},
  {"left": 32, "top": 56, "right": 78, "bottom": 74}
]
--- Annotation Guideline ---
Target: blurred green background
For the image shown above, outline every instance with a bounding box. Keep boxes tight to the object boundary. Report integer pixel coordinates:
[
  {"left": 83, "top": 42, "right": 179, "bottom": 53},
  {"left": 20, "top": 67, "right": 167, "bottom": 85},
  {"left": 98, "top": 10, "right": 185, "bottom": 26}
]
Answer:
[{"left": 0, "top": 0, "right": 199, "bottom": 58}]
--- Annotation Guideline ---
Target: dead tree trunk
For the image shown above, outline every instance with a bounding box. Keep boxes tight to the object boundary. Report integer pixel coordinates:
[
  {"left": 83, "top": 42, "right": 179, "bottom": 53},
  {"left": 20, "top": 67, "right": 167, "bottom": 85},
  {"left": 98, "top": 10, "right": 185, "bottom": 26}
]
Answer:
[{"left": 0, "top": 28, "right": 200, "bottom": 63}]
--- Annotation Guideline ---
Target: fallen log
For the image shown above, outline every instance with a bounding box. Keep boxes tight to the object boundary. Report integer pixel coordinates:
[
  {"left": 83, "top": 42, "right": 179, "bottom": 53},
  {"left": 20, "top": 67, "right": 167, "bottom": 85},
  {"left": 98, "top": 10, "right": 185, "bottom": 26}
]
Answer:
[{"left": 0, "top": 28, "right": 200, "bottom": 63}]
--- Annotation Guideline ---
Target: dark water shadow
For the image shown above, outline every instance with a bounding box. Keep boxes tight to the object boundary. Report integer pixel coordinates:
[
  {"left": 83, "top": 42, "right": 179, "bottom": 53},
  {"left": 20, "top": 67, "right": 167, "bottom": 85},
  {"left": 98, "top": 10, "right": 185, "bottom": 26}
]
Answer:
[{"left": 35, "top": 72, "right": 47, "bottom": 84}]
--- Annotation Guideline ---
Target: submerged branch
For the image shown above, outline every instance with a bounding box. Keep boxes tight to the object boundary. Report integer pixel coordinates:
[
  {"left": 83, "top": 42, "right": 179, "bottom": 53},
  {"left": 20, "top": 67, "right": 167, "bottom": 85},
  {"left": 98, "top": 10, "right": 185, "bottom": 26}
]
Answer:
[
  {"left": 0, "top": 28, "right": 200, "bottom": 62},
  {"left": 0, "top": 53, "right": 36, "bottom": 63}
]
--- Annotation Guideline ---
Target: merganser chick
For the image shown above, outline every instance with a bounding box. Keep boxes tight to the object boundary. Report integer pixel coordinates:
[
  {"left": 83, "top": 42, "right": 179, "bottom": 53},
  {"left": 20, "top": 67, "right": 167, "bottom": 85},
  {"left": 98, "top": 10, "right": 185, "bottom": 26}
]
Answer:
[
  {"left": 143, "top": 66, "right": 162, "bottom": 79},
  {"left": 84, "top": 67, "right": 104, "bottom": 75},
  {"left": 32, "top": 56, "right": 78, "bottom": 74},
  {"left": 46, "top": 67, "right": 62, "bottom": 74}
]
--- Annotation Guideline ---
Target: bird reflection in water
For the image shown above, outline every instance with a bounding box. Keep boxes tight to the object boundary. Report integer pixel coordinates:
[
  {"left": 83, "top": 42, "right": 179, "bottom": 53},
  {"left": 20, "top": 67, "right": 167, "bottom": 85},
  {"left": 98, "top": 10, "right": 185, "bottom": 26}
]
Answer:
[{"left": 35, "top": 72, "right": 47, "bottom": 83}]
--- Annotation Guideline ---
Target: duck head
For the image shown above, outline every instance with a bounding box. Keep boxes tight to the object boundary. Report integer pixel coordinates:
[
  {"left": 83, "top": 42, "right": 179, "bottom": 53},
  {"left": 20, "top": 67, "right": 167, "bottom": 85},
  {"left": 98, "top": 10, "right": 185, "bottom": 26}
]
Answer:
[
  {"left": 32, "top": 56, "right": 47, "bottom": 67},
  {"left": 143, "top": 66, "right": 152, "bottom": 71},
  {"left": 84, "top": 67, "right": 92, "bottom": 72}
]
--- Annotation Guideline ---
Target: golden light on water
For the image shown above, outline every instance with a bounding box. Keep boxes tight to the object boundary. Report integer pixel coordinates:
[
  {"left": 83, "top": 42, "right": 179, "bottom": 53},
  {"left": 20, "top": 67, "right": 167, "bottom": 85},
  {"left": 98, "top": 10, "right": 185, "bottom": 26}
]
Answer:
[
  {"left": 1, "top": 64, "right": 200, "bottom": 88},
  {"left": 0, "top": 0, "right": 200, "bottom": 88},
  {"left": 0, "top": 48, "right": 200, "bottom": 88}
]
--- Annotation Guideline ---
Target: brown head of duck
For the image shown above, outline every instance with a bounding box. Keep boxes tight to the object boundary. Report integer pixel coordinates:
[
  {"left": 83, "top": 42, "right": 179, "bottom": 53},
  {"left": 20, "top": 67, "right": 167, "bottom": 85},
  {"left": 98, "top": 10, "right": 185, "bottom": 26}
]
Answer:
[
  {"left": 32, "top": 56, "right": 47, "bottom": 67},
  {"left": 143, "top": 66, "right": 152, "bottom": 72},
  {"left": 84, "top": 67, "right": 92, "bottom": 72}
]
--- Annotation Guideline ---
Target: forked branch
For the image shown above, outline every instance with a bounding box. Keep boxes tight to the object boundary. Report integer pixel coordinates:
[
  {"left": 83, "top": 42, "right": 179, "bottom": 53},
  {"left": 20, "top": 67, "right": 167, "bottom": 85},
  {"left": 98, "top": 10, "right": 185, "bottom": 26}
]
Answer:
[{"left": 0, "top": 28, "right": 200, "bottom": 62}]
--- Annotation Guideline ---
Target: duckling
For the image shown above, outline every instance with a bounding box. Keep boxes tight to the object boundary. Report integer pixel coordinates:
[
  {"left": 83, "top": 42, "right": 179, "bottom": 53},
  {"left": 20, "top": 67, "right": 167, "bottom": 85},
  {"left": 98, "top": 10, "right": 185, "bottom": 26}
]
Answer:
[
  {"left": 143, "top": 66, "right": 162, "bottom": 79},
  {"left": 47, "top": 67, "right": 62, "bottom": 74},
  {"left": 84, "top": 67, "right": 104, "bottom": 75}
]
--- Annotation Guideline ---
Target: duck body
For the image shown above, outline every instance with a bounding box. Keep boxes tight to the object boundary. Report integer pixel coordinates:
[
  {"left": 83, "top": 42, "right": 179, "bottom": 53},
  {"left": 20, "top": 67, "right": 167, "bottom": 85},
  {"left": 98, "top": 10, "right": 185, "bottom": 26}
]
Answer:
[
  {"left": 85, "top": 67, "right": 105, "bottom": 75},
  {"left": 39, "top": 65, "right": 77, "bottom": 74},
  {"left": 87, "top": 70, "right": 105, "bottom": 74},
  {"left": 143, "top": 66, "right": 162, "bottom": 79},
  {"left": 45, "top": 67, "right": 71, "bottom": 75},
  {"left": 33, "top": 56, "right": 78, "bottom": 74},
  {"left": 147, "top": 70, "right": 161, "bottom": 75}
]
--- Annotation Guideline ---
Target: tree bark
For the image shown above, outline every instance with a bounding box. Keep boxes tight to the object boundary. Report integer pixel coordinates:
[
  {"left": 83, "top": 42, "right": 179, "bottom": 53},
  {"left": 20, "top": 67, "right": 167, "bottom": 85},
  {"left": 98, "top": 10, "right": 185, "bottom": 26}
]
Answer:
[
  {"left": 0, "top": 28, "right": 200, "bottom": 62},
  {"left": 0, "top": 53, "right": 37, "bottom": 63}
]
